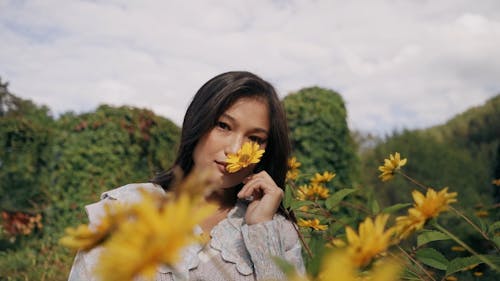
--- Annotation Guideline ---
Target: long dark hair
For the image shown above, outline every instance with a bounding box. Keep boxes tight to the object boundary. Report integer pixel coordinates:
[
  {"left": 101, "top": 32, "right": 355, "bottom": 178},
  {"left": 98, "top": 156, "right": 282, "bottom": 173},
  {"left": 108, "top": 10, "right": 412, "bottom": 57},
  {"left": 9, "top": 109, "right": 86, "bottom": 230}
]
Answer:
[{"left": 151, "top": 71, "right": 291, "bottom": 198}]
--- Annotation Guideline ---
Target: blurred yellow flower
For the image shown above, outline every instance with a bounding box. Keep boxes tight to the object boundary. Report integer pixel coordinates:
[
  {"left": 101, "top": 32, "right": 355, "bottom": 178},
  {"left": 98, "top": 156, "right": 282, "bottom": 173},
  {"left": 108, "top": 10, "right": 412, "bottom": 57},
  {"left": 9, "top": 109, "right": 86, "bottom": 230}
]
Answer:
[
  {"left": 451, "top": 246, "right": 466, "bottom": 252},
  {"left": 345, "top": 214, "right": 395, "bottom": 267},
  {"left": 297, "top": 184, "right": 330, "bottom": 200},
  {"left": 326, "top": 238, "right": 347, "bottom": 248},
  {"left": 226, "top": 142, "right": 265, "bottom": 173},
  {"left": 445, "top": 276, "right": 458, "bottom": 281},
  {"left": 95, "top": 191, "right": 216, "bottom": 281},
  {"left": 474, "top": 271, "right": 483, "bottom": 277},
  {"left": 475, "top": 210, "right": 489, "bottom": 217},
  {"left": 287, "top": 169, "right": 300, "bottom": 181},
  {"left": 396, "top": 187, "right": 457, "bottom": 239},
  {"left": 394, "top": 208, "right": 426, "bottom": 240},
  {"left": 378, "top": 152, "right": 407, "bottom": 182},
  {"left": 288, "top": 156, "right": 301, "bottom": 170},
  {"left": 493, "top": 179, "right": 500, "bottom": 186},
  {"left": 59, "top": 203, "right": 127, "bottom": 251},
  {"left": 310, "top": 171, "right": 336, "bottom": 185},
  {"left": 318, "top": 251, "right": 401, "bottom": 281},
  {"left": 286, "top": 157, "right": 301, "bottom": 180},
  {"left": 298, "top": 218, "right": 328, "bottom": 231}
]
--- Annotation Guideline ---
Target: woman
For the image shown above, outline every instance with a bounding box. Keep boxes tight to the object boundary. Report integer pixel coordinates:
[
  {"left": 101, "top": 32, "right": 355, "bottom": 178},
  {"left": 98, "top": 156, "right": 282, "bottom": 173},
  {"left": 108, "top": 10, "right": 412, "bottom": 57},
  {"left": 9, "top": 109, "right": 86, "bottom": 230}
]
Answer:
[{"left": 68, "top": 71, "right": 305, "bottom": 281}]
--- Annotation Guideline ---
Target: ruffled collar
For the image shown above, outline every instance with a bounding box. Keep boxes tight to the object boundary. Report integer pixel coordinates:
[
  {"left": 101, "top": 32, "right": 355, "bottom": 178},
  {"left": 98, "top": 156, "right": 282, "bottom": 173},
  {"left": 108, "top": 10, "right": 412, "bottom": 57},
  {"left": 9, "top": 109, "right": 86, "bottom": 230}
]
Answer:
[{"left": 157, "top": 200, "right": 253, "bottom": 278}]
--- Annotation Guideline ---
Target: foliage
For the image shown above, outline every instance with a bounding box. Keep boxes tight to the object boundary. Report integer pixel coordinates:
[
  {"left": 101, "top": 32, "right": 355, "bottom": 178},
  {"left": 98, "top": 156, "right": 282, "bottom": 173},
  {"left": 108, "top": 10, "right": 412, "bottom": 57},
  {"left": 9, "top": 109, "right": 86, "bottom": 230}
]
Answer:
[
  {"left": 0, "top": 80, "right": 181, "bottom": 280},
  {"left": 284, "top": 154, "right": 500, "bottom": 281},
  {"left": 283, "top": 87, "right": 359, "bottom": 187}
]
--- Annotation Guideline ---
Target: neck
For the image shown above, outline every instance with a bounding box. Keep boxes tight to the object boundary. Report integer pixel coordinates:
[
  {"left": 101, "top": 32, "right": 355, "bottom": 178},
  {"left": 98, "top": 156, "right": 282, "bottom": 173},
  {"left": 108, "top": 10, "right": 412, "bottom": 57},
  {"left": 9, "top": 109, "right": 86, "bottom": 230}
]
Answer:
[{"left": 205, "top": 185, "right": 239, "bottom": 209}]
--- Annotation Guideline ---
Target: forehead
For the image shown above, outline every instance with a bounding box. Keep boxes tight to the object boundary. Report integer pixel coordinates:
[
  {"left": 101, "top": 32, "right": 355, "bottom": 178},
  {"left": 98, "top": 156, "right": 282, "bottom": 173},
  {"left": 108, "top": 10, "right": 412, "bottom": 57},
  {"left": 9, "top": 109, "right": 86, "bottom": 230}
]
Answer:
[{"left": 222, "top": 97, "right": 270, "bottom": 130}]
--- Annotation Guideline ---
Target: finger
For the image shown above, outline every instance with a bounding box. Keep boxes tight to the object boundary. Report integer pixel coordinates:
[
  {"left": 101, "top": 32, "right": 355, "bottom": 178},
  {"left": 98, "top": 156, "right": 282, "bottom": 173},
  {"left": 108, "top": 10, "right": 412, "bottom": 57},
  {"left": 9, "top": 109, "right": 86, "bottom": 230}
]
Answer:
[{"left": 237, "top": 179, "right": 261, "bottom": 199}]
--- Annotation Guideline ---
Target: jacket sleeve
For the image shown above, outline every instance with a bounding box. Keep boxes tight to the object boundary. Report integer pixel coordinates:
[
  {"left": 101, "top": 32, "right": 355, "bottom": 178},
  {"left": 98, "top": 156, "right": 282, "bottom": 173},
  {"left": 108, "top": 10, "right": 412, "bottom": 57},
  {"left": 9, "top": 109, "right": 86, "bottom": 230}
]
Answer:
[
  {"left": 67, "top": 183, "right": 165, "bottom": 281},
  {"left": 67, "top": 201, "right": 107, "bottom": 281},
  {"left": 241, "top": 215, "right": 306, "bottom": 280}
]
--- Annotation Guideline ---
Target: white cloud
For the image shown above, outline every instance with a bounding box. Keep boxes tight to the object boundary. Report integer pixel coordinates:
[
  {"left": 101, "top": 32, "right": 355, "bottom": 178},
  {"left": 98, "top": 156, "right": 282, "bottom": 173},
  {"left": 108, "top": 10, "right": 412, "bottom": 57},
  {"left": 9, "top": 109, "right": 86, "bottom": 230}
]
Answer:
[{"left": 1, "top": 0, "right": 499, "bottom": 134}]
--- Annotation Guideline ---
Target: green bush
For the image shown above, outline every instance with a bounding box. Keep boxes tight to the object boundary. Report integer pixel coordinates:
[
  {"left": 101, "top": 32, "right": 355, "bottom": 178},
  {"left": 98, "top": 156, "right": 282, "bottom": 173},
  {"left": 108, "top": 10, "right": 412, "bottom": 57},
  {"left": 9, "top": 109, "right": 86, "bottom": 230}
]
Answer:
[{"left": 284, "top": 87, "right": 359, "bottom": 187}]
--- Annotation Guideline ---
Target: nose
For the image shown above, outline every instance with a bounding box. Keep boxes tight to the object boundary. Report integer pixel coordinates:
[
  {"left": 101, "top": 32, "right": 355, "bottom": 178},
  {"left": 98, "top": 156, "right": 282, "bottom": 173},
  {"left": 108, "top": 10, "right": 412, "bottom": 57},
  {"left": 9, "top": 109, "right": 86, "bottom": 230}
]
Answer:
[{"left": 224, "top": 135, "right": 245, "bottom": 156}]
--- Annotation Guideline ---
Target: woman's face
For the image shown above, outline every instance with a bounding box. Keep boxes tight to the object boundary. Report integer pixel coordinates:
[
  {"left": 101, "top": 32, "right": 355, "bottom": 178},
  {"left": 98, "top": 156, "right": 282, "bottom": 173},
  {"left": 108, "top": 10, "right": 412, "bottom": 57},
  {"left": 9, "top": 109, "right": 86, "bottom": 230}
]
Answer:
[{"left": 193, "top": 96, "right": 270, "bottom": 189}]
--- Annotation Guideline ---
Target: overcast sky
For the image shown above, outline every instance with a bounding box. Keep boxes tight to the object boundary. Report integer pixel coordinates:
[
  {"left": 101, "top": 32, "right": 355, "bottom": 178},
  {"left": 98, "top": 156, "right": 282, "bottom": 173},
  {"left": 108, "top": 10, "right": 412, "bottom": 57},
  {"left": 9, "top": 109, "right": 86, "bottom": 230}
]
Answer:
[{"left": 1, "top": 0, "right": 499, "bottom": 135}]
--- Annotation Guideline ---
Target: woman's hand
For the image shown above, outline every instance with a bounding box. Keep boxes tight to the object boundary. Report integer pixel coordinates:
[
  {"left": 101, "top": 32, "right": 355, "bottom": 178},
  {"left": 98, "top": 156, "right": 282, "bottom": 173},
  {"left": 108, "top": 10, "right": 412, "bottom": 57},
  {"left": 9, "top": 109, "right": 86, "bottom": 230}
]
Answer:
[{"left": 237, "top": 171, "right": 284, "bottom": 225}]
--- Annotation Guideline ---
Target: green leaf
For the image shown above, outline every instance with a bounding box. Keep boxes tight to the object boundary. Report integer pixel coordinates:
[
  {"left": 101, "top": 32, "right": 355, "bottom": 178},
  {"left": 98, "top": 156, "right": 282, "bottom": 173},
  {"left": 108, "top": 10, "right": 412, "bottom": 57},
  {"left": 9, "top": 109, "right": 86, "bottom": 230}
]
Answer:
[
  {"left": 271, "top": 256, "right": 296, "bottom": 276},
  {"left": 382, "top": 203, "right": 411, "bottom": 214},
  {"left": 493, "top": 236, "right": 500, "bottom": 249},
  {"left": 488, "top": 221, "right": 500, "bottom": 235},
  {"left": 290, "top": 200, "right": 314, "bottom": 210},
  {"left": 283, "top": 185, "right": 293, "bottom": 208},
  {"left": 370, "top": 199, "right": 380, "bottom": 214},
  {"left": 400, "top": 268, "right": 423, "bottom": 280},
  {"left": 415, "top": 248, "right": 448, "bottom": 270},
  {"left": 325, "top": 188, "right": 356, "bottom": 209},
  {"left": 417, "top": 230, "right": 451, "bottom": 247},
  {"left": 446, "top": 255, "right": 500, "bottom": 276}
]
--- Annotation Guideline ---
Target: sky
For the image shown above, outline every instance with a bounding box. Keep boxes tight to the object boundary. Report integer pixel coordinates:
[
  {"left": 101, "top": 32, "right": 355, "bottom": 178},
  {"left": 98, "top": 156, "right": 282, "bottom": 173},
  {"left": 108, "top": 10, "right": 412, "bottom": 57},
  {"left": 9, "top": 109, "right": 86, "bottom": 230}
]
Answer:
[{"left": 1, "top": 0, "right": 499, "bottom": 135}]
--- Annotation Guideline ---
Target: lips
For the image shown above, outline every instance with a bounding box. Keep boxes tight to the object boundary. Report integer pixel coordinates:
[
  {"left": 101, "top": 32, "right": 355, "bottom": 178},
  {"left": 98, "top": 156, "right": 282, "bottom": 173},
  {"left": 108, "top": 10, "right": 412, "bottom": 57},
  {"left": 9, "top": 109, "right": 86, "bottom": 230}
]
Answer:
[{"left": 215, "top": 160, "right": 227, "bottom": 173}]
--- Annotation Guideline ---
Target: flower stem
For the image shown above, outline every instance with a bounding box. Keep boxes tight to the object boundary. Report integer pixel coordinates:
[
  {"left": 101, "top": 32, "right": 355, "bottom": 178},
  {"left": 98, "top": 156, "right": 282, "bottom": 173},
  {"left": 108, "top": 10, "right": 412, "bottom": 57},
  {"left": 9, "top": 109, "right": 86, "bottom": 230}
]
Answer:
[
  {"left": 449, "top": 206, "right": 492, "bottom": 243},
  {"left": 433, "top": 222, "right": 499, "bottom": 271},
  {"left": 397, "top": 171, "right": 427, "bottom": 192},
  {"left": 397, "top": 245, "right": 436, "bottom": 281}
]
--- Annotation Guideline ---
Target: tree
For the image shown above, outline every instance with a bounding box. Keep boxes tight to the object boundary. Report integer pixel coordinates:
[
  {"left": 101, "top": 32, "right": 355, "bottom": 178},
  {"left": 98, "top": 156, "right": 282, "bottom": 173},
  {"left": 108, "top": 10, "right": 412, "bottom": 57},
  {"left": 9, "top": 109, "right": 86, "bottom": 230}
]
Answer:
[{"left": 284, "top": 87, "right": 359, "bottom": 187}]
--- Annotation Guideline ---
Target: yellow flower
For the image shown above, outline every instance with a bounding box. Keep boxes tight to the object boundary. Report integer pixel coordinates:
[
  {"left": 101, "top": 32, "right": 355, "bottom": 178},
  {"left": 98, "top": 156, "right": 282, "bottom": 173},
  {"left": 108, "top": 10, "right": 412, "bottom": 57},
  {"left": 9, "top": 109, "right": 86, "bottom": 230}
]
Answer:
[
  {"left": 475, "top": 210, "right": 489, "bottom": 218},
  {"left": 412, "top": 187, "right": 457, "bottom": 218},
  {"left": 296, "top": 184, "right": 330, "bottom": 201},
  {"left": 310, "top": 171, "right": 336, "bottom": 185},
  {"left": 285, "top": 156, "right": 302, "bottom": 180},
  {"left": 492, "top": 179, "right": 500, "bottom": 186},
  {"left": 226, "top": 142, "right": 265, "bottom": 173},
  {"left": 287, "top": 169, "right": 300, "bottom": 181},
  {"left": 326, "top": 238, "right": 347, "bottom": 248},
  {"left": 318, "top": 251, "right": 401, "bottom": 281},
  {"left": 298, "top": 218, "right": 328, "bottom": 231},
  {"left": 59, "top": 203, "right": 128, "bottom": 251},
  {"left": 451, "top": 246, "right": 466, "bottom": 252},
  {"left": 473, "top": 271, "right": 483, "bottom": 277},
  {"left": 95, "top": 191, "right": 217, "bottom": 281},
  {"left": 395, "top": 187, "right": 457, "bottom": 239},
  {"left": 445, "top": 276, "right": 458, "bottom": 281},
  {"left": 288, "top": 156, "right": 301, "bottom": 170},
  {"left": 345, "top": 214, "right": 395, "bottom": 267},
  {"left": 378, "top": 152, "right": 407, "bottom": 182}
]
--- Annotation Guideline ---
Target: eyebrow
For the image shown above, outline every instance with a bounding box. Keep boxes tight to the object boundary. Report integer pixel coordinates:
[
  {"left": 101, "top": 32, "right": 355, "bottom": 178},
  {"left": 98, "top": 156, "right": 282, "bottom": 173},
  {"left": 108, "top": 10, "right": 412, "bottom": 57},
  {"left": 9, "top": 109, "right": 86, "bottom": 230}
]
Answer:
[{"left": 220, "top": 113, "right": 269, "bottom": 135}]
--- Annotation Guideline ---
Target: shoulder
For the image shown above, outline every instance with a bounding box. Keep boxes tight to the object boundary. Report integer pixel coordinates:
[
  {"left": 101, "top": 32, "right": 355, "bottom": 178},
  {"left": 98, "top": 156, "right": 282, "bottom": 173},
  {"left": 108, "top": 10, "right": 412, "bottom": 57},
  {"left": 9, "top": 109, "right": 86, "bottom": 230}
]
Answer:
[
  {"left": 85, "top": 182, "right": 165, "bottom": 225},
  {"left": 99, "top": 182, "right": 165, "bottom": 201}
]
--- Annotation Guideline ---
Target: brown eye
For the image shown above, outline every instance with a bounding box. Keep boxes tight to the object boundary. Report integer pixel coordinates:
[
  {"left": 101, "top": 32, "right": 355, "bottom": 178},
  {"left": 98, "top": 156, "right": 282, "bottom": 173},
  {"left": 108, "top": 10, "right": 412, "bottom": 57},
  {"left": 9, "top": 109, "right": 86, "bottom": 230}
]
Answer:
[
  {"left": 217, "top": 121, "right": 230, "bottom": 130},
  {"left": 250, "top": 136, "right": 266, "bottom": 145}
]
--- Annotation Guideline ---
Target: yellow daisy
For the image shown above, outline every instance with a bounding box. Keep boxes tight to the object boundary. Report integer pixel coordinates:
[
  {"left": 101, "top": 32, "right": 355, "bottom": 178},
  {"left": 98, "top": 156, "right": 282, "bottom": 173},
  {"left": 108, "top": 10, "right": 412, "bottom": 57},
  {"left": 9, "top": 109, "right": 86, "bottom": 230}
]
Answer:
[
  {"left": 395, "top": 187, "right": 457, "bottom": 239},
  {"left": 288, "top": 156, "right": 301, "bottom": 170},
  {"left": 59, "top": 203, "right": 127, "bottom": 251},
  {"left": 297, "top": 218, "right": 328, "bottom": 231},
  {"left": 226, "top": 142, "right": 265, "bottom": 173},
  {"left": 287, "top": 169, "right": 300, "bottom": 181},
  {"left": 296, "top": 184, "right": 330, "bottom": 200},
  {"left": 95, "top": 191, "right": 216, "bottom": 281},
  {"left": 345, "top": 214, "right": 395, "bottom": 267},
  {"left": 318, "top": 251, "right": 401, "bottom": 281},
  {"left": 310, "top": 171, "right": 336, "bottom": 185},
  {"left": 492, "top": 179, "right": 500, "bottom": 186},
  {"left": 378, "top": 152, "right": 407, "bottom": 182}
]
